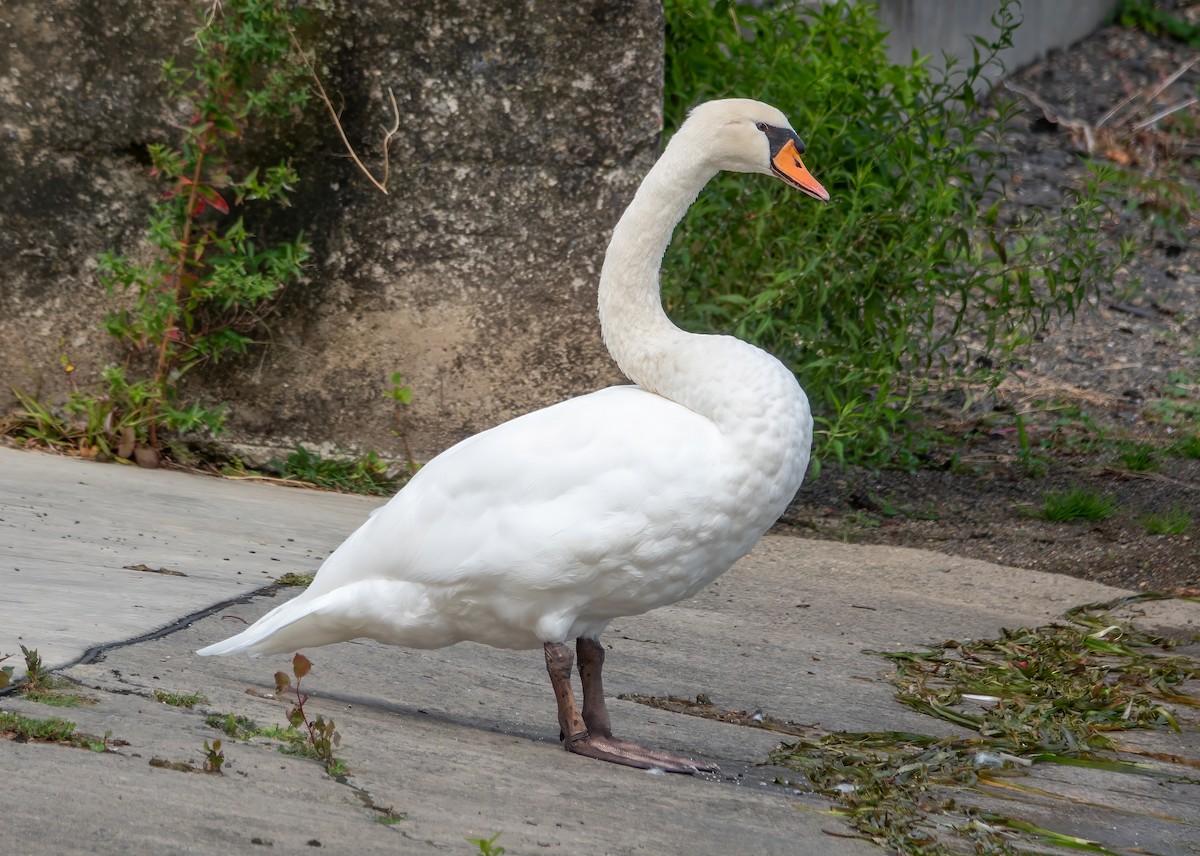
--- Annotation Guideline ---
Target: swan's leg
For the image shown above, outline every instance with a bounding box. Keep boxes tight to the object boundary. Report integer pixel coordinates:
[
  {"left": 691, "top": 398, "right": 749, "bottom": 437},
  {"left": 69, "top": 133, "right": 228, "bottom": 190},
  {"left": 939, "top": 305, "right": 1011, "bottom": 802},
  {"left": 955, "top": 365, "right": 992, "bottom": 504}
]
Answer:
[
  {"left": 543, "top": 640, "right": 716, "bottom": 774},
  {"left": 575, "top": 637, "right": 612, "bottom": 737},
  {"left": 544, "top": 640, "right": 588, "bottom": 742}
]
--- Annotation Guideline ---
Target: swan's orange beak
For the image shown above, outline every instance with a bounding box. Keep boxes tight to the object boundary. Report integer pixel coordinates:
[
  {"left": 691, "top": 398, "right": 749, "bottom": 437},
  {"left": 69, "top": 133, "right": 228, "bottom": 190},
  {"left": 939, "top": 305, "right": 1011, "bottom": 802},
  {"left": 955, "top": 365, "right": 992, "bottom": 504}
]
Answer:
[{"left": 771, "top": 138, "right": 829, "bottom": 203}]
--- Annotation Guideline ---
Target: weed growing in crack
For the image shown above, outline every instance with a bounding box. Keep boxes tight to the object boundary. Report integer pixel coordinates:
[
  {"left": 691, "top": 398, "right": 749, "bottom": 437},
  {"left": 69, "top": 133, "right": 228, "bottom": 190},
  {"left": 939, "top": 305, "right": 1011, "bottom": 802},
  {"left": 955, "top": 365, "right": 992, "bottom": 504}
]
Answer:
[
  {"left": 20, "top": 645, "right": 49, "bottom": 689},
  {"left": 10, "top": 646, "right": 93, "bottom": 706},
  {"left": 274, "top": 653, "right": 343, "bottom": 774},
  {"left": 204, "top": 712, "right": 260, "bottom": 740},
  {"left": 0, "top": 711, "right": 115, "bottom": 753},
  {"left": 466, "top": 832, "right": 507, "bottom": 856},
  {"left": 153, "top": 689, "right": 209, "bottom": 708}
]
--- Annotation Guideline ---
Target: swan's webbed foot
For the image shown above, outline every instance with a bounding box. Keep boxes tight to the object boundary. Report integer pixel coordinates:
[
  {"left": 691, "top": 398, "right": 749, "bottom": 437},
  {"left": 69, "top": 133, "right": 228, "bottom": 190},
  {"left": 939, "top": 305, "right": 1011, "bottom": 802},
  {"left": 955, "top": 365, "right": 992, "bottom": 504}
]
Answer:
[
  {"left": 543, "top": 639, "right": 718, "bottom": 776},
  {"left": 564, "top": 730, "right": 716, "bottom": 773}
]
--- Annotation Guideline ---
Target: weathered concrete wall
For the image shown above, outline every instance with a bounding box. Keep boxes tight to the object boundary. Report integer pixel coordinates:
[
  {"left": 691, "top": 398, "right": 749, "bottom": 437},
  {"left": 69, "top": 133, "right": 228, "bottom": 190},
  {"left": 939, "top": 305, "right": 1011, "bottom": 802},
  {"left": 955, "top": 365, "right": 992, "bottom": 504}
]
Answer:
[{"left": 0, "top": 0, "right": 661, "bottom": 463}]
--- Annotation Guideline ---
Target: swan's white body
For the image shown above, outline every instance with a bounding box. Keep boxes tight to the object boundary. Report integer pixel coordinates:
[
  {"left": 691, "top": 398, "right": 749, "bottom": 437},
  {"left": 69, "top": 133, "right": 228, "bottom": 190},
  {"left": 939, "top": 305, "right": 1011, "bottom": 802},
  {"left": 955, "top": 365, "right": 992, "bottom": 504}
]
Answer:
[{"left": 198, "top": 99, "right": 821, "bottom": 663}]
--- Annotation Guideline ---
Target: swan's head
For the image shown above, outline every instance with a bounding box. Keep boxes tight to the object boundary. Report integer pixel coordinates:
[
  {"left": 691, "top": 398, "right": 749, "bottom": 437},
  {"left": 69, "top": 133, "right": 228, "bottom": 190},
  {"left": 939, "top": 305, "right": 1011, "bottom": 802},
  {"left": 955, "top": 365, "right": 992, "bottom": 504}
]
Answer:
[{"left": 682, "top": 99, "right": 830, "bottom": 203}]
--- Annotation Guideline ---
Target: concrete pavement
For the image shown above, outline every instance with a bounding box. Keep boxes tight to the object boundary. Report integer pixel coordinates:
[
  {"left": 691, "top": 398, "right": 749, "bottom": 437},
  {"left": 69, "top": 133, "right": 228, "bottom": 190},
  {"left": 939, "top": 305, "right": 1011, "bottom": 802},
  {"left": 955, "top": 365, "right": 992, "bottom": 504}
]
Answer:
[{"left": 2, "top": 445, "right": 1198, "bottom": 855}]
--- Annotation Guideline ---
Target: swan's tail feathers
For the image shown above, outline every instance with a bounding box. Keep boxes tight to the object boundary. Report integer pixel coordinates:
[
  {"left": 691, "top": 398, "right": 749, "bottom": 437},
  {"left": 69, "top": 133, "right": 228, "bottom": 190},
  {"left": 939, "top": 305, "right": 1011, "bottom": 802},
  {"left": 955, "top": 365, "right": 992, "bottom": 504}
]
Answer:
[
  {"left": 196, "top": 580, "right": 445, "bottom": 658},
  {"left": 196, "top": 593, "right": 356, "bottom": 658}
]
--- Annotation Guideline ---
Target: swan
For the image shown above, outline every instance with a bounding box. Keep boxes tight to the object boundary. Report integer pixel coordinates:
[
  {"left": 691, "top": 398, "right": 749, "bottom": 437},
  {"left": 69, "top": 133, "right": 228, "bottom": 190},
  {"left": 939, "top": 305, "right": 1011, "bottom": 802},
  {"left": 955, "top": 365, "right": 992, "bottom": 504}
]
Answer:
[{"left": 198, "top": 98, "right": 829, "bottom": 774}]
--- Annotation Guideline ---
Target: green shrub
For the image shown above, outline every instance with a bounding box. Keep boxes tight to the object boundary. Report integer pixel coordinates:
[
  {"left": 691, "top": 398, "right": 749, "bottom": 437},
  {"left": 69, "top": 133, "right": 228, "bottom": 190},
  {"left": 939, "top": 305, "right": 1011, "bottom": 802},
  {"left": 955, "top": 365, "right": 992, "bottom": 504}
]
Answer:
[{"left": 662, "top": 0, "right": 1125, "bottom": 466}]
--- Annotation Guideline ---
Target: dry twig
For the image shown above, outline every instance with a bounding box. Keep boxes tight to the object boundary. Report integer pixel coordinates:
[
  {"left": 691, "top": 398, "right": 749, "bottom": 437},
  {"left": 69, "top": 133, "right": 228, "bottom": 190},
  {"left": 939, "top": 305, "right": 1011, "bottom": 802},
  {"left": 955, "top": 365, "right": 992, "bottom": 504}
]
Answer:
[{"left": 287, "top": 27, "right": 399, "bottom": 194}]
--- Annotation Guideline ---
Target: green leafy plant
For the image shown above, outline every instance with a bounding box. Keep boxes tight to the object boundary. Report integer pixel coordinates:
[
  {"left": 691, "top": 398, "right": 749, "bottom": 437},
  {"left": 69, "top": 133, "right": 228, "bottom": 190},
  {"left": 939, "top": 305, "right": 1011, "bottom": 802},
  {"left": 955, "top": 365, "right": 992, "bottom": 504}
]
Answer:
[
  {"left": 20, "top": 645, "right": 49, "bottom": 691},
  {"left": 273, "top": 446, "right": 397, "bottom": 495},
  {"left": 9, "top": 0, "right": 311, "bottom": 464},
  {"left": 274, "top": 653, "right": 343, "bottom": 774},
  {"left": 1139, "top": 505, "right": 1192, "bottom": 536},
  {"left": 662, "top": 0, "right": 1126, "bottom": 466},
  {"left": 466, "top": 832, "right": 507, "bottom": 856},
  {"left": 384, "top": 371, "right": 418, "bottom": 473},
  {"left": 1030, "top": 487, "right": 1118, "bottom": 522}
]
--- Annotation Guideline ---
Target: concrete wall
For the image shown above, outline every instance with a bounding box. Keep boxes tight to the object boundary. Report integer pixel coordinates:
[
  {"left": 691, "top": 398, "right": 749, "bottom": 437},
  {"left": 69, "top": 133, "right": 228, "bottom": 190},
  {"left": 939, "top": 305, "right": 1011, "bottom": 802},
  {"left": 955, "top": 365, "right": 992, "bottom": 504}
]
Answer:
[
  {"left": 0, "top": 0, "right": 659, "bottom": 464},
  {"left": 877, "top": 0, "right": 1117, "bottom": 80}
]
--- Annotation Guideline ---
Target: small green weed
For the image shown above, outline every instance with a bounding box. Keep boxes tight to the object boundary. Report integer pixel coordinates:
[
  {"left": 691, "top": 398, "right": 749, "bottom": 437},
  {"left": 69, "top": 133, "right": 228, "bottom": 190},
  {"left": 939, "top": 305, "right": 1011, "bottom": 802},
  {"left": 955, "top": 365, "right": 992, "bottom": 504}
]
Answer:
[
  {"left": 1139, "top": 505, "right": 1192, "bottom": 536},
  {"left": 466, "top": 832, "right": 506, "bottom": 856},
  {"left": 202, "top": 739, "right": 225, "bottom": 774},
  {"left": 384, "top": 371, "right": 418, "bottom": 474},
  {"left": 374, "top": 809, "right": 407, "bottom": 826},
  {"left": 272, "top": 446, "right": 396, "bottom": 496},
  {"left": 0, "top": 710, "right": 78, "bottom": 742},
  {"left": 274, "top": 653, "right": 344, "bottom": 774},
  {"left": 1114, "top": 440, "right": 1160, "bottom": 472},
  {"left": 276, "top": 572, "right": 316, "bottom": 587},
  {"left": 12, "top": 646, "right": 91, "bottom": 706},
  {"left": 0, "top": 653, "right": 12, "bottom": 690},
  {"left": 0, "top": 711, "right": 112, "bottom": 752},
  {"left": 20, "top": 645, "right": 50, "bottom": 690},
  {"left": 153, "top": 689, "right": 208, "bottom": 708},
  {"left": 21, "top": 690, "right": 91, "bottom": 708},
  {"left": 1169, "top": 434, "right": 1200, "bottom": 459},
  {"left": 1013, "top": 410, "right": 1049, "bottom": 477},
  {"left": 205, "top": 712, "right": 261, "bottom": 740},
  {"left": 1030, "top": 487, "right": 1118, "bottom": 522},
  {"left": 1147, "top": 370, "right": 1200, "bottom": 426}
]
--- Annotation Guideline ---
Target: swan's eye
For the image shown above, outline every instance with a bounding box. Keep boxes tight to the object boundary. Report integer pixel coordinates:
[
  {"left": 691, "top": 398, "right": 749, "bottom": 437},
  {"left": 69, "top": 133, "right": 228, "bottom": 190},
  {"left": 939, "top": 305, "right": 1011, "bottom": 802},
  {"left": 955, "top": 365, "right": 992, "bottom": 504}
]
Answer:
[{"left": 755, "top": 122, "right": 769, "bottom": 132}]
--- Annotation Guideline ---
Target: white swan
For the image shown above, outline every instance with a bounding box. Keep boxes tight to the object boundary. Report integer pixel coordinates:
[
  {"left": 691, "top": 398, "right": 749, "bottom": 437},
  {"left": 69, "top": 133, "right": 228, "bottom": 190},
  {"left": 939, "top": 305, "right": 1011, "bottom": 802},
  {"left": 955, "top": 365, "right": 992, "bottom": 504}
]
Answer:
[{"left": 198, "top": 98, "right": 829, "bottom": 773}]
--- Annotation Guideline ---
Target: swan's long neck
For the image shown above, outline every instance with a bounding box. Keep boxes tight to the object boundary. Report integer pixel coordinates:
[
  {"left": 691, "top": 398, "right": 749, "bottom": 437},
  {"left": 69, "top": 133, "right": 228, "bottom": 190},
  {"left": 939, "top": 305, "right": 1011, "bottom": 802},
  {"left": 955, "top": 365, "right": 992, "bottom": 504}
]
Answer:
[
  {"left": 597, "top": 130, "right": 714, "bottom": 399},
  {"left": 596, "top": 124, "right": 813, "bottom": 517}
]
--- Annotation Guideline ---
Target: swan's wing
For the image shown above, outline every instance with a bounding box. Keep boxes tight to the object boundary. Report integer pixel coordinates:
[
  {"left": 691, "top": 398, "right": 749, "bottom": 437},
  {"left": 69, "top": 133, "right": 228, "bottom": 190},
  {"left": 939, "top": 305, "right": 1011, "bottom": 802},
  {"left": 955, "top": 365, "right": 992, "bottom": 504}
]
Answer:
[{"left": 302, "top": 385, "right": 728, "bottom": 598}]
